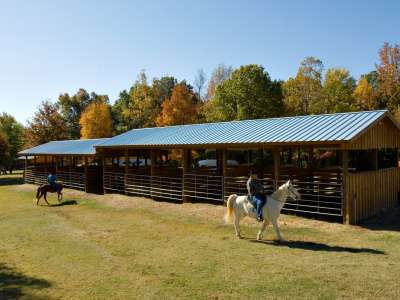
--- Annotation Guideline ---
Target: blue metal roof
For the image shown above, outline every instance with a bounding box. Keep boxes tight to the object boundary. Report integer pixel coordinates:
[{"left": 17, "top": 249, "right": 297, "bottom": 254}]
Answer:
[
  {"left": 97, "top": 110, "right": 392, "bottom": 148},
  {"left": 19, "top": 138, "right": 109, "bottom": 156}
]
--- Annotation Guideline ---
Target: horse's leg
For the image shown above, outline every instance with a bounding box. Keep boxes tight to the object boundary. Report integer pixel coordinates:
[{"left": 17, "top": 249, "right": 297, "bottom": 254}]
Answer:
[
  {"left": 233, "top": 211, "right": 242, "bottom": 239},
  {"left": 43, "top": 192, "right": 50, "bottom": 206},
  {"left": 271, "top": 219, "right": 282, "bottom": 242},
  {"left": 257, "top": 220, "right": 269, "bottom": 241}
]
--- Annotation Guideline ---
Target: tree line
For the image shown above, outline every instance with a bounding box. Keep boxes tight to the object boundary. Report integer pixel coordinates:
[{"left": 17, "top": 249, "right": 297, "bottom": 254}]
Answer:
[{"left": 1, "top": 42, "right": 399, "bottom": 171}]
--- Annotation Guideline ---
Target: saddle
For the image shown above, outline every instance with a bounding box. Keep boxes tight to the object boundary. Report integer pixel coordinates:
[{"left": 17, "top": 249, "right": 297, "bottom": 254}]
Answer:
[{"left": 247, "top": 194, "right": 268, "bottom": 208}]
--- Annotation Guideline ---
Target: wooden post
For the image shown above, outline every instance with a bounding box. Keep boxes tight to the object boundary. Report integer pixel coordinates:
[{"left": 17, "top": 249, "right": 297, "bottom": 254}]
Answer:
[
  {"left": 342, "top": 150, "right": 353, "bottom": 224},
  {"left": 102, "top": 155, "right": 106, "bottom": 194},
  {"left": 273, "top": 149, "right": 280, "bottom": 190},
  {"left": 124, "top": 148, "right": 129, "bottom": 195},
  {"left": 258, "top": 148, "right": 264, "bottom": 179},
  {"left": 221, "top": 148, "right": 227, "bottom": 202},
  {"left": 182, "top": 149, "right": 189, "bottom": 203},
  {"left": 84, "top": 156, "right": 89, "bottom": 193},
  {"left": 44, "top": 155, "right": 48, "bottom": 174},
  {"left": 150, "top": 149, "right": 156, "bottom": 198},
  {"left": 24, "top": 155, "right": 27, "bottom": 182}
]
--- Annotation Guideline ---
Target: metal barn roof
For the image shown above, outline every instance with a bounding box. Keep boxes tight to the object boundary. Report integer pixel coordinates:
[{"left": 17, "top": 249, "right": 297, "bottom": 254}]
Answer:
[
  {"left": 19, "top": 138, "right": 109, "bottom": 156},
  {"left": 97, "top": 110, "right": 391, "bottom": 148}
]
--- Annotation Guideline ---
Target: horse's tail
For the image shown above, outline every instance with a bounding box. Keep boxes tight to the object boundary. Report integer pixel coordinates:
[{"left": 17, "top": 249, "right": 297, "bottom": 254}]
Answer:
[
  {"left": 224, "top": 194, "right": 237, "bottom": 223},
  {"left": 36, "top": 185, "right": 41, "bottom": 199}
]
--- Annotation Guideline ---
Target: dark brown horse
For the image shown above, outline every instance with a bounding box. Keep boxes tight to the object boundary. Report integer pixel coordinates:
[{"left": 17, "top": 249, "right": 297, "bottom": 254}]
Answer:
[{"left": 36, "top": 183, "right": 63, "bottom": 205}]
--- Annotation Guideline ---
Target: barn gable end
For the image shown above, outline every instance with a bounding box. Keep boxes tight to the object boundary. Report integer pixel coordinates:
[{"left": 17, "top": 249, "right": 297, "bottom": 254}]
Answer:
[{"left": 344, "top": 115, "right": 400, "bottom": 150}]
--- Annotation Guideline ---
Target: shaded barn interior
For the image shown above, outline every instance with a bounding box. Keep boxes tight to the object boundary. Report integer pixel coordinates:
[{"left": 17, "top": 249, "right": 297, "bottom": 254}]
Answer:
[{"left": 19, "top": 139, "right": 108, "bottom": 194}]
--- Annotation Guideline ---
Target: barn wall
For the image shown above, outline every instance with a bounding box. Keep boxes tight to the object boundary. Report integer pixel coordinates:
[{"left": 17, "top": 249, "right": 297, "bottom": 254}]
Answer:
[
  {"left": 345, "top": 167, "right": 400, "bottom": 223},
  {"left": 344, "top": 117, "right": 400, "bottom": 150}
]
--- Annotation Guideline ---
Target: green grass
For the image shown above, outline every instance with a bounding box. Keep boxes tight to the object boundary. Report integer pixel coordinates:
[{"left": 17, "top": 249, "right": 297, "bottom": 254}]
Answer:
[{"left": 1, "top": 174, "right": 400, "bottom": 299}]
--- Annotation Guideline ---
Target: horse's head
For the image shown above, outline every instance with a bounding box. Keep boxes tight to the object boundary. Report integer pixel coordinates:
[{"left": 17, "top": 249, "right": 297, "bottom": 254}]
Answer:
[{"left": 284, "top": 180, "right": 301, "bottom": 200}]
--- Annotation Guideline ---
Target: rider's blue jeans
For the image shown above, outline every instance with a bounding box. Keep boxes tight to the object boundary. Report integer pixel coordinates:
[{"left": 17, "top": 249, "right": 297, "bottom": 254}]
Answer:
[{"left": 253, "top": 194, "right": 266, "bottom": 221}]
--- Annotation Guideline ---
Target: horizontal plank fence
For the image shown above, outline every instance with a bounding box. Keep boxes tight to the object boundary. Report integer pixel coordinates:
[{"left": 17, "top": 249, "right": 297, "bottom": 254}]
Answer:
[{"left": 25, "top": 168, "right": 86, "bottom": 190}]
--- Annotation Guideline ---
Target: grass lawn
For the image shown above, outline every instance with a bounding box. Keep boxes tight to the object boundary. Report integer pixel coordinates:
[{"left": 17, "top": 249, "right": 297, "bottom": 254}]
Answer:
[{"left": 1, "top": 173, "right": 400, "bottom": 299}]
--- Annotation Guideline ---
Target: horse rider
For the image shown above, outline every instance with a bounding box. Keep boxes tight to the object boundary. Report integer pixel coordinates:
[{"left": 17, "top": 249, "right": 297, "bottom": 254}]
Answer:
[
  {"left": 247, "top": 171, "right": 266, "bottom": 222},
  {"left": 47, "top": 173, "right": 59, "bottom": 192}
]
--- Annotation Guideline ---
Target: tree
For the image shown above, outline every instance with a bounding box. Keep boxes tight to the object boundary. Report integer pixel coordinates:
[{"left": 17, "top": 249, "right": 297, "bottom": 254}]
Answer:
[
  {"left": 0, "top": 131, "right": 10, "bottom": 169},
  {"left": 80, "top": 101, "right": 113, "bottom": 138},
  {"left": 152, "top": 76, "right": 177, "bottom": 107},
  {"left": 111, "top": 90, "right": 131, "bottom": 134},
  {"left": 283, "top": 57, "right": 323, "bottom": 115},
  {"left": 206, "top": 64, "right": 233, "bottom": 99},
  {"left": 58, "top": 89, "right": 109, "bottom": 138},
  {"left": 376, "top": 43, "right": 400, "bottom": 112},
  {"left": 123, "top": 71, "right": 157, "bottom": 129},
  {"left": 156, "top": 83, "right": 201, "bottom": 126},
  {"left": 353, "top": 76, "right": 379, "bottom": 110},
  {"left": 211, "top": 64, "right": 284, "bottom": 121},
  {"left": 0, "top": 113, "right": 25, "bottom": 170},
  {"left": 321, "top": 68, "right": 356, "bottom": 113},
  {"left": 194, "top": 69, "right": 207, "bottom": 100},
  {"left": 25, "top": 101, "right": 69, "bottom": 147}
]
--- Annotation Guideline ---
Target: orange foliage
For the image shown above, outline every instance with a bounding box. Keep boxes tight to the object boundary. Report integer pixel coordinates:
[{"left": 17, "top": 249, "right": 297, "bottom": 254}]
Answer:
[{"left": 156, "top": 84, "right": 200, "bottom": 126}]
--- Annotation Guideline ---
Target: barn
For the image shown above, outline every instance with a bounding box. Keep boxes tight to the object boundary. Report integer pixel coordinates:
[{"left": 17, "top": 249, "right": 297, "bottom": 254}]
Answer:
[
  {"left": 19, "top": 138, "right": 108, "bottom": 193},
  {"left": 20, "top": 110, "right": 400, "bottom": 224}
]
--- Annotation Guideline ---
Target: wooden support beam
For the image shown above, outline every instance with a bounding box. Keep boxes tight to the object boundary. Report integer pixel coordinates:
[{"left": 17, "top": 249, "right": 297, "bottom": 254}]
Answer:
[
  {"left": 44, "top": 155, "right": 48, "bottom": 174},
  {"left": 150, "top": 149, "right": 156, "bottom": 198},
  {"left": 273, "top": 149, "right": 280, "bottom": 190},
  {"left": 342, "top": 150, "right": 353, "bottom": 224},
  {"left": 258, "top": 148, "right": 264, "bottom": 179},
  {"left": 24, "top": 156, "right": 27, "bottom": 182},
  {"left": 221, "top": 148, "right": 227, "bottom": 202},
  {"left": 124, "top": 148, "right": 129, "bottom": 195},
  {"left": 102, "top": 155, "right": 106, "bottom": 194},
  {"left": 182, "top": 149, "right": 190, "bottom": 203},
  {"left": 84, "top": 156, "right": 89, "bottom": 193}
]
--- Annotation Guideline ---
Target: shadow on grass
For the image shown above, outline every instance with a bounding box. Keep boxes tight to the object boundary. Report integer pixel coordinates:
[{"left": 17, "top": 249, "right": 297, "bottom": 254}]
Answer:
[
  {"left": 50, "top": 200, "right": 78, "bottom": 207},
  {"left": 0, "top": 175, "right": 24, "bottom": 186},
  {"left": 246, "top": 238, "right": 385, "bottom": 255},
  {"left": 0, "top": 262, "right": 52, "bottom": 300},
  {"left": 37, "top": 200, "right": 78, "bottom": 207}
]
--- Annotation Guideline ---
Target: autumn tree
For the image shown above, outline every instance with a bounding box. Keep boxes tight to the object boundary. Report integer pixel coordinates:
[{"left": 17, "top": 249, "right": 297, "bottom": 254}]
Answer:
[
  {"left": 156, "top": 83, "right": 200, "bottom": 126},
  {"left": 25, "top": 101, "right": 69, "bottom": 147},
  {"left": 210, "top": 64, "right": 283, "bottom": 121},
  {"left": 111, "top": 90, "right": 131, "bottom": 134},
  {"left": 0, "top": 113, "right": 25, "bottom": 170},
  {"left": 353, "top": 76, "right": 379, "bottom": 110},
  {"left": 283, "top": 57, "right": 323, "bottom": 115},
  {"left": 376, "top": 43, "right": 400, "bottom": 112},
  {"left": 122, "top": 71, "right": 158, "bottom": 129},
  {"left": 58, "top": 89, "right": 109, "bottom": 138},
  {"left": 80, "top": 101, "right": 113, "bottom": 139},
  {"left": 206, "top": 64, "right": 233, "bottom": 100},
  {"left": 320, "top": 68, "right": 356, "bottom": 113}
]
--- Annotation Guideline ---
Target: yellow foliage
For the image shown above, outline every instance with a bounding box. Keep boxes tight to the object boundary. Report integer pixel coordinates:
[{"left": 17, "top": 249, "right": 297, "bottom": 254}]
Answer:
[
  {"left": 79, "top": 102, "right": 113, "bottom": 138},
  {"left": 353, "top": 77, "right": 377, "bottom": 110}
]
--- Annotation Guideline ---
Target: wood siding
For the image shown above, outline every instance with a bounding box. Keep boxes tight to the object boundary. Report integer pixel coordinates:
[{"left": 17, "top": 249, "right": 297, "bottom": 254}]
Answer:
[
  {"left": 345, "top": 167, "right": 400, "bottom": 223},
  {"left": 344, "top": 117, "right": 400, "bottom": 150}
]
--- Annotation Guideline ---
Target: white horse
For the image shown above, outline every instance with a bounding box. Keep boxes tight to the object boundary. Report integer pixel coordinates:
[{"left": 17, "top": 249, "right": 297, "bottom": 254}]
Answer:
[{"left": 225, "top": 180, "right": 301, "bottom": 241}]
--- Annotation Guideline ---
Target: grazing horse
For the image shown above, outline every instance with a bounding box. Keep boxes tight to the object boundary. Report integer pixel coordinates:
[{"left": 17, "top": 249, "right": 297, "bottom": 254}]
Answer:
[
  {"left": 36, "top": 183, "right": 63, "bottom": 206},
  {"left": 225, "top": 180, "right": 300, "bottom": 241}
]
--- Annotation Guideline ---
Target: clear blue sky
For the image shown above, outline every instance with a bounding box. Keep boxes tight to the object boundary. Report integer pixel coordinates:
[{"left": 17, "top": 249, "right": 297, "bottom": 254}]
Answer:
[{"left": 0, "top": 0, "right": 398, "bottom": 124}]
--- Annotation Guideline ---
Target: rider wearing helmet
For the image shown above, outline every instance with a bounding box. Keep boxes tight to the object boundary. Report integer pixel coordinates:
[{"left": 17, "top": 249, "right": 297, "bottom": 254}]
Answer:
[
  {"left": 247, "top": 171, "right": 266, "bottom": 222},
  {"left": 47, "top": 173, "right": 58, "bottom": 192}
]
